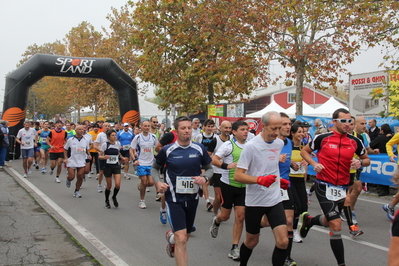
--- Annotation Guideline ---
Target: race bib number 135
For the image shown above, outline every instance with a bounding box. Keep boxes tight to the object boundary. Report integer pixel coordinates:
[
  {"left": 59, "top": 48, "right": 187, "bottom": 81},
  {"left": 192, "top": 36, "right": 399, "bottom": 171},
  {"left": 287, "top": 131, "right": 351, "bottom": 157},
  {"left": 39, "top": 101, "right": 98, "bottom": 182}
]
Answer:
[{"left": 326, "top": 184, "right": 346, "bottom": 201}]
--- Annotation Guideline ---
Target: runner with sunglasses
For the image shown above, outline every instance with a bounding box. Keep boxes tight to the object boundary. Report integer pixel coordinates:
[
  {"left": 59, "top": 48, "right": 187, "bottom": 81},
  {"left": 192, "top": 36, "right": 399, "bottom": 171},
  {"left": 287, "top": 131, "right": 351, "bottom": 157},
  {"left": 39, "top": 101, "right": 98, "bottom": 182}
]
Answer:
[{"left": 299, "top": 108, "right": 370, "bottom": 266}]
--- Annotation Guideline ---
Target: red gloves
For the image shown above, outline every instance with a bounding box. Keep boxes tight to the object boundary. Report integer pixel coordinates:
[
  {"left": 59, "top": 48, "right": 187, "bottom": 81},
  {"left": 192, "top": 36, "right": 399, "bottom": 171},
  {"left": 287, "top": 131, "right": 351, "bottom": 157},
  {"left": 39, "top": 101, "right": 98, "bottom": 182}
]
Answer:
[
  {"left": 280, "top": 178, "right": 290, "bottom": 190},
  {"left": 257, "top": 175, "right": 277, "bottom": 187}
]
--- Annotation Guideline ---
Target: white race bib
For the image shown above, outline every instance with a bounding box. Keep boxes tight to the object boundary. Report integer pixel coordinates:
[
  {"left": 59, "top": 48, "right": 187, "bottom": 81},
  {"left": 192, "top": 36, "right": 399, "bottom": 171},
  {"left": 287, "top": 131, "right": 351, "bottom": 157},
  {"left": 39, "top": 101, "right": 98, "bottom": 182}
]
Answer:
[
  {"left": 326, "top": 184, "right": 346, "bottom": 201},
  {"left": 280, "top": 189, "right": 289, "bottom": 201},
  {"left": 106, "top": 155, "right": 119, "bottom": 164},
  {"left": 123, "top": 144, "right": 130, "bottom": 150},
  {"left": 290, "top": 162, "right": 305, "bottom": 174},
  {"left": 176, "top": 176, "right": 198, "bottom": 194}
]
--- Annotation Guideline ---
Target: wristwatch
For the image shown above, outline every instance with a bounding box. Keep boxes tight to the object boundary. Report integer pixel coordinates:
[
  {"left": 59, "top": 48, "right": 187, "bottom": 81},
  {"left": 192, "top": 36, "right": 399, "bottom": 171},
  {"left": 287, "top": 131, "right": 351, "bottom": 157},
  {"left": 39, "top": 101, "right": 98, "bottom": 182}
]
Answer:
[
  {"left": 203, "top": 176, "right": 209, "bottom": 182},
  {"left": 359, "top": 159, "right": 363, "bottom": 166}
]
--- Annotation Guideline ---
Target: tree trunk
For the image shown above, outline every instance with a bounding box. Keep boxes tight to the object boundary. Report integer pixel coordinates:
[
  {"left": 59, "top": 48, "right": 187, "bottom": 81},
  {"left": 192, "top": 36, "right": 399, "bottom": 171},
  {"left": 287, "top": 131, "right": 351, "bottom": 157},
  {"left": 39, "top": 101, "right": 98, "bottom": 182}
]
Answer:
[
  {"left": 295, "top": 65, "right": 305, "bottom": 116},
  {"left": 208, "top": 82, "right": 214, "bottom": 104}
]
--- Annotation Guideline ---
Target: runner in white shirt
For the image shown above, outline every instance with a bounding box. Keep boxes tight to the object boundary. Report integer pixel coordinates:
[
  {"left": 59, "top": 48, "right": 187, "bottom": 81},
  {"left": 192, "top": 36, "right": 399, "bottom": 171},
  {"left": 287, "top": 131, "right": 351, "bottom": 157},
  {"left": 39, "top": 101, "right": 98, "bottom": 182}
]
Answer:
[
  {"left": 130, "top": 121, "right": 158, "bottom": 209},
  {"left": 94, "top": 122, "right": 111, "bottom": 193},
  {"left": 82, "top": 124, "right": 94, "bottom": 181},
  {"left": 191, "top": 118, "right": 201, "bottom": 140},
  {"left": 234, "top": 111, "right": 288, "bottom": 266},
  {"left": 16, "top": 121, "right": 38, "bottom": 178},
  {"left": 64, "top": 125, "right": 91, "bottom": 198}
]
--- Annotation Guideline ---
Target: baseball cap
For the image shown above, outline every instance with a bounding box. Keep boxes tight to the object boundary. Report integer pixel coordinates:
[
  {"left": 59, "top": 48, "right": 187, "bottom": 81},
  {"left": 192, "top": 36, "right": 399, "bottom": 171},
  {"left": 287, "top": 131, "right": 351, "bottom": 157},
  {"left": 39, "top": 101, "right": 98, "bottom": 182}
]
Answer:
[
  {"left": 123, "top": 122, "right": 129, "bottom": 126},
  {"left": 300, "top": 122, "right": 310, "bottom": 127}
]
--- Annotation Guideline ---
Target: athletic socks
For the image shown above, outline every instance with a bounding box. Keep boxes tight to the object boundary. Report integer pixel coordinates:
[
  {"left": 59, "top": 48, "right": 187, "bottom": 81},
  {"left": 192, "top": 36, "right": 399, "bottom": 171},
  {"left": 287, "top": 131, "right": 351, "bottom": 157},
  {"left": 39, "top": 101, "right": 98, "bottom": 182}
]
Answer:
[
  {"left": 113, "top": 187, "right": 120, "bottom": 198},
  {"left": 239, "top": 242, "right": 253, "bottom": 266},
  {"left": 286, "top": 231, "right": 293, "bottom": 258},
  {"left": 272, "top": 246, "right": 287, "bottom": 266},
  {"left": 105, "top": 189, "right": 110, "bottom": 201},
  {"left": 311, "top": 214, "right": 324, "bottom": 226},
  {"left": 330, "top": 231, "right": 345, "bottom": 265},
  {"left": 343, "top": 205, "right": 353, "bottom": 227}
]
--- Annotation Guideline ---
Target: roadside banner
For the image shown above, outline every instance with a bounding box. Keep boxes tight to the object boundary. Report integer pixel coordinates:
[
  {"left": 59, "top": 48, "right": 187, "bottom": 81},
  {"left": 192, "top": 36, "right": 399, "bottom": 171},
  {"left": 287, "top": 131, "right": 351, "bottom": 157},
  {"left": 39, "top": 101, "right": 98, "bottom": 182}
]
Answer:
[{"left": 308, "top": 154, "right": 398, "bottom": 186}]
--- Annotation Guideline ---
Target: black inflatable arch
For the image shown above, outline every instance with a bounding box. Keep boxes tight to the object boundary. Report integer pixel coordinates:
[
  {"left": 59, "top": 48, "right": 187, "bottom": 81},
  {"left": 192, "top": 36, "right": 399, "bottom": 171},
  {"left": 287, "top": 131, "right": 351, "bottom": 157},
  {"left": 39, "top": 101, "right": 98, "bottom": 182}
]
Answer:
[{"left": 3, "top": 53, "right": 140, "bottom": 137}]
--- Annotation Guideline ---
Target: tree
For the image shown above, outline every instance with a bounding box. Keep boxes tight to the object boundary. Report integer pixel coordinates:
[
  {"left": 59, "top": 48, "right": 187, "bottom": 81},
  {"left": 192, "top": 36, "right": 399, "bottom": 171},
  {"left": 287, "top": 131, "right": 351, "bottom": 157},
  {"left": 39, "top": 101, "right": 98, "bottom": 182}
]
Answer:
[
  {"left": 222, "top": 0, "right": 397, "bottom": 115},
  {"left": 64, "top": 22, "right": 120, "bottom": 121},
  {"left": 128, "top": 0, "right": 259, "bottom": 113}
]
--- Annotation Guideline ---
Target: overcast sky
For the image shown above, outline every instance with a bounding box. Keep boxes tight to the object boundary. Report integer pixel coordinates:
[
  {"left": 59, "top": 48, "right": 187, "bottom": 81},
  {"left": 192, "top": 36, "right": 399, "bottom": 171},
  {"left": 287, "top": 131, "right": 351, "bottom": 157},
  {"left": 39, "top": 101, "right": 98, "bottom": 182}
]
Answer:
[{"left": 0, "top": 0, "right": 388, "bottom": 111}]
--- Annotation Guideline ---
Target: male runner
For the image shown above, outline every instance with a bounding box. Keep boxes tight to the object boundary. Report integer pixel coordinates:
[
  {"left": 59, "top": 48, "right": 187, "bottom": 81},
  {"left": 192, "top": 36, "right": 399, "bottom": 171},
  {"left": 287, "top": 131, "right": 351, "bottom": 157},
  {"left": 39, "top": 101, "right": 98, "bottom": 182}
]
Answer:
[
  {"left": 207, "top": 121, "right": 232, "bottom": 218},
  {"left": 33, "top": 121, "right": 41, "bottom": 169},
  {"left": 46, "top": 120, "right": 67, "bottom": 183},
  {"left": 193, "top": 119, "right": 216, "bottom": 211},
  {"left": 234, "top": 111, "right": 289, "bottom": 266},
  {"left": 94, "top": 122, "right": 111, "bottom": 192},
  {"left": 130, "top": 121, "right": 158, "bottom": 209},
  {"left": 16, "top": 121, "right": 38, "bottom": 178},
  {"left": 209, "top": 121, "right": 248, "bottom": 261},
  {"left": 152, "top": 116, "right": 212, "bottom": 266},
  {"left": 117, "top": 122, "right": 135, "bottom": 179},
  {"left": 64, "top": 125, "right": 91, "bottom": 198},
  {"left": 299, "top": 108, "right": 370, "bottom": 266}
]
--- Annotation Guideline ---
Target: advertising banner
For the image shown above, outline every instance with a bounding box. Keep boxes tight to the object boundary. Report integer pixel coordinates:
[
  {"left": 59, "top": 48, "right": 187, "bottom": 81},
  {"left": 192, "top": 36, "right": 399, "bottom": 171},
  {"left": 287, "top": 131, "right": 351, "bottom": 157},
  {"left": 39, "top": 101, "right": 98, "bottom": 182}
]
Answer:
[
  {"left": 307, "top": 154, "right": 398, "bottom": 186},
  {"left": 349, "top": 70, "right": 388, "bottom": 117}
]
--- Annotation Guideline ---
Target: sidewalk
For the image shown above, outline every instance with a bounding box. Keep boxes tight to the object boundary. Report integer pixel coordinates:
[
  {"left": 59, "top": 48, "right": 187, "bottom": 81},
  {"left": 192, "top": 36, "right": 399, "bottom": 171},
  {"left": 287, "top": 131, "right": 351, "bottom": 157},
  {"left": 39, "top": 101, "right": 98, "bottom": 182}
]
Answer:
[{"left": 0, "top": 164, "right": 99, "bottom": 266}]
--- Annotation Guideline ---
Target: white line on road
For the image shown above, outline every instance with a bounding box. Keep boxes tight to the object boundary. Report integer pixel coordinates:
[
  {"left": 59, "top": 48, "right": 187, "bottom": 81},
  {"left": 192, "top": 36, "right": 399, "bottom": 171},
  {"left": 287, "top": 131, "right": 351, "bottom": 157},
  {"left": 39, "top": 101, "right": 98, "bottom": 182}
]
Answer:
[
  {"left": 311, "top": 226, "right": 389, "bottom": 252},
  {"left": 8, "top": 167, "right": 129, "bottom": 266}
]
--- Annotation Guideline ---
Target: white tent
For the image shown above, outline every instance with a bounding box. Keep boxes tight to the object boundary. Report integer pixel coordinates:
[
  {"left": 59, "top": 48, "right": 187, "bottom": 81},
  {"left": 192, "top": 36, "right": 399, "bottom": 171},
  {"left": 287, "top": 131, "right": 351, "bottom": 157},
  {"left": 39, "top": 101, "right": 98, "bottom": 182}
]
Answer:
[
  {"left": 286, "top": 102, "right": 317, "bottom": 118},
  {"left": 313, "top": 97, "right": 348, "bottom": 117},
  {"left": 246, "top": 101, "right": 286, "bottom": 118},
  {"left": 139, "top": 98, "right": 165, "bottom": 120}
]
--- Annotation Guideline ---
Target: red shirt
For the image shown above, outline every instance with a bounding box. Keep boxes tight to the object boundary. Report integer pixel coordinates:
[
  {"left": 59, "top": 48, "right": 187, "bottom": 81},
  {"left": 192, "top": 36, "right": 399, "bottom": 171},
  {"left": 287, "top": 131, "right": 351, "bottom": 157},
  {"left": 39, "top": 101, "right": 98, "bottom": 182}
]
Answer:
[{"left": 309, "top": 131, "right": 366, "bottom": 186}]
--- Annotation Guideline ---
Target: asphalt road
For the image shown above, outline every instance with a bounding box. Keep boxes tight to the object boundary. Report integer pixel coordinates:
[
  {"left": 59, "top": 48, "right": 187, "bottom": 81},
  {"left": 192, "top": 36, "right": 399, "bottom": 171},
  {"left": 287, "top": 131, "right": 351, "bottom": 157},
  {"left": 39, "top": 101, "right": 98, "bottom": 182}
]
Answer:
[{"left": 5, "top": 160, "right": 393, "bottom": 266}]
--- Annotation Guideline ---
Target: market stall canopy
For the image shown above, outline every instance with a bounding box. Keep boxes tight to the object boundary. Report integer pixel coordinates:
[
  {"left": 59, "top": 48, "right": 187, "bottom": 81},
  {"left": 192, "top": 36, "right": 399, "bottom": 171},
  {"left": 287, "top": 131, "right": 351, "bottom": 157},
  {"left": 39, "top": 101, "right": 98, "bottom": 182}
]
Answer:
[
  {"left": 313, "top": 97, "right": 349, "bottom": 117},
  {"left": 286, "top": 102, "right": 317, "bottom": 118},
  {"left": 246, "top": 101, "right": 286, "bottom": 118}
]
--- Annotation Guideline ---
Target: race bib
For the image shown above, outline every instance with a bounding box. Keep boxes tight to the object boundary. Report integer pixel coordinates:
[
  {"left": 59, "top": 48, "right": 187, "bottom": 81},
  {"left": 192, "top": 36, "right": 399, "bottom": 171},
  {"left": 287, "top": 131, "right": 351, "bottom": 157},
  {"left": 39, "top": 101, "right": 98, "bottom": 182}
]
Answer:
[
  {"left": 176, "top": 176, "right": 198, "bottom": 194},
  {"left": 280, "top": 189, "right": 289, "bottom": 201},
  {"left": 290, "top": 162, "right": 305, "bottom": 175},
  {"left": 76, "top": 146, "right": 86, "bottom": 154},
  {"left": 326, "top": 184, "right": 346, "bottom": 201},
  {"left": 106, "top": 155, "right": 119, "bottom": 164},
  {"left": 143, "top": 147, "right": 153, "bottom": 154},
  {"left": 123, "top": 144, "right": 130, "bottom": 150}
]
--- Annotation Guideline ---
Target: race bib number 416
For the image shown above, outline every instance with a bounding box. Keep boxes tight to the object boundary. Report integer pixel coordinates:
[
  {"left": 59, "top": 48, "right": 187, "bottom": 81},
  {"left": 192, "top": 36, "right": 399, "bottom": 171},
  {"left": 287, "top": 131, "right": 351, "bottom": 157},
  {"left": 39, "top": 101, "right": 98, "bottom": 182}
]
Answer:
[{"left": 176, "top": 176, "right": 198, "bottom": 194}]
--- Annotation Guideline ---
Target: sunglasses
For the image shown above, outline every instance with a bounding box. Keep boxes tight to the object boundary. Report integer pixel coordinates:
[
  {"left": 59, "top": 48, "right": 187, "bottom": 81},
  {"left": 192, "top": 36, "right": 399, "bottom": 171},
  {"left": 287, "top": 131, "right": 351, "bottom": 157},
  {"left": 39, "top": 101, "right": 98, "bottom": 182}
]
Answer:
[
  {"left": 152, "top": 121, "right": 158, "bottom": 124},
  {"left": 333, "top": 118, "right": 353, "bottom": 124}
]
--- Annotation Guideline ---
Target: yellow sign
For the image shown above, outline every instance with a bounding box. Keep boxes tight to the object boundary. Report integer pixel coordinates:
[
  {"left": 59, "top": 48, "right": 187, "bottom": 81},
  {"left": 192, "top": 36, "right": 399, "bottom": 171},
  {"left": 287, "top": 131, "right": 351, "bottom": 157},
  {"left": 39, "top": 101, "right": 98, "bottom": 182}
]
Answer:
[{"left": 388, "top": 70, "right": 399, "bottom": 117}]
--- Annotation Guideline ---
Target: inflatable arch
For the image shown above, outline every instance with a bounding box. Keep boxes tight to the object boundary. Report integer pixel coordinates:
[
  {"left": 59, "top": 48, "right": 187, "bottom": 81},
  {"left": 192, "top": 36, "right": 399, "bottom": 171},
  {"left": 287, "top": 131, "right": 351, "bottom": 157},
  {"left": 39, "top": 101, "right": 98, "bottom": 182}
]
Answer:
[{"left": 2, "top": 53, "right": 140, "bottom": 138}]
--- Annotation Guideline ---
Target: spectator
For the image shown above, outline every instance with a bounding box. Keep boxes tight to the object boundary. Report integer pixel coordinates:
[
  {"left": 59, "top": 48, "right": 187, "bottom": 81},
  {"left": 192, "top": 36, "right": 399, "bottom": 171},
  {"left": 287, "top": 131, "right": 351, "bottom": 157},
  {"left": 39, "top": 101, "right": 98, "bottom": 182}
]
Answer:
[
  {"left": 367, "top": 118, "right": 379, "bottom": 141},
  {"left": 314, "top": 118, "right": 327, "bottom": 136},
  {"left": 370, "top": 124, "right": 392, "bottom": 196}
]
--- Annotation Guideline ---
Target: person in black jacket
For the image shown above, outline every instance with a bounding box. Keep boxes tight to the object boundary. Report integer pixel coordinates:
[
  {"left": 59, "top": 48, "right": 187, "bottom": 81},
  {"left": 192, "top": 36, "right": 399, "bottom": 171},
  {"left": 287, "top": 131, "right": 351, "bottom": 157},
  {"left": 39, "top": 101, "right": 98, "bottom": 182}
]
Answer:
[
  {"left": 370, "top": 123, "right": 392, "bottom": 196},
  {"left": 367, "top": 119, "right": 380, "bottom": 141}
]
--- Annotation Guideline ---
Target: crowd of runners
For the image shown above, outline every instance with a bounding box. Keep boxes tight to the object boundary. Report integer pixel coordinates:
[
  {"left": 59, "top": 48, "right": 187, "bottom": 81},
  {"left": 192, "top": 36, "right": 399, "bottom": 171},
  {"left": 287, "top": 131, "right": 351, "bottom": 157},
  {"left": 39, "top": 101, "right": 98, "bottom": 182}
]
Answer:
[{"left": 0, "top": 108, "right": 399, "bottom": 266}]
